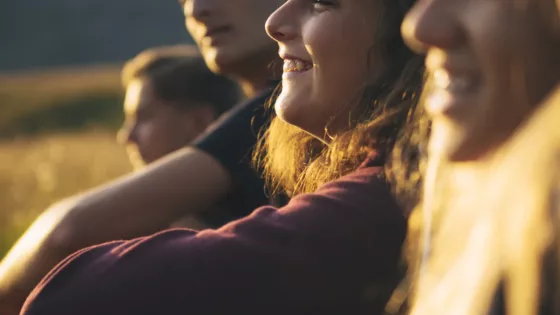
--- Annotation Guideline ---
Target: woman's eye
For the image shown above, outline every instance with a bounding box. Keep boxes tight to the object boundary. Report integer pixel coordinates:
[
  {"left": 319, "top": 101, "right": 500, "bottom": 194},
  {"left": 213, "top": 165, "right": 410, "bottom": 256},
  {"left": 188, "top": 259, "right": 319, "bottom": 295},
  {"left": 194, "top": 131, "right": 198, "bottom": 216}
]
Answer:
[{"left": 312, "top": 0, "right": 337, "bottom": 9}]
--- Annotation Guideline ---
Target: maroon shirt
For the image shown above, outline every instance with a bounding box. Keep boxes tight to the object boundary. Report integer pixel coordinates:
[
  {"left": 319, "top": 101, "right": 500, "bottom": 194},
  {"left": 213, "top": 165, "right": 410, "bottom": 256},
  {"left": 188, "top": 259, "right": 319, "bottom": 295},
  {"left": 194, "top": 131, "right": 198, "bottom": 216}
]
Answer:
[{"left": 21, "top": 162, "right": 406, "bottom": 315}]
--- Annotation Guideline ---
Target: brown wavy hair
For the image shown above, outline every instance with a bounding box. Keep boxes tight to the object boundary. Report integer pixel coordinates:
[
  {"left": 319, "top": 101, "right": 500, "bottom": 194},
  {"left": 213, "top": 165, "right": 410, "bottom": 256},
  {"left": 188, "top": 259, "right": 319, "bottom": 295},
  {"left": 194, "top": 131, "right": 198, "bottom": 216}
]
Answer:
[{"left": 253, "top": 0, "right": 425, "bottom": 198}]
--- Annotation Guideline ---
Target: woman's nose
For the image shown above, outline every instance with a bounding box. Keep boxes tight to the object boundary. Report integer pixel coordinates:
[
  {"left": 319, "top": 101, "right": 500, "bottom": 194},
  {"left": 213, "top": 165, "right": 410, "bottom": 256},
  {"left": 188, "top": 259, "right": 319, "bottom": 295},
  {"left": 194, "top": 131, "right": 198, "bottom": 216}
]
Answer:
[{"left": 265, "top": 1, "right": 298, "bottom": 42}]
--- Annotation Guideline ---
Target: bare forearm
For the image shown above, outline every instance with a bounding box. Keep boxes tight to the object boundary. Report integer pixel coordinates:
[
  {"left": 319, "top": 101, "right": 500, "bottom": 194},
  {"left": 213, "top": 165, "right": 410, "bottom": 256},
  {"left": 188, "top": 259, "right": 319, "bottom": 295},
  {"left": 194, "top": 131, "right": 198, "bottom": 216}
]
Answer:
[
  {"left": 0, "top": 147, "right": 230, "bottom": 311},
  {"left": 62, "top": 147, "right": 231, "bottom": 243},
  {"left": 0, "top": 199, "right": 77, "bottom": 313}
]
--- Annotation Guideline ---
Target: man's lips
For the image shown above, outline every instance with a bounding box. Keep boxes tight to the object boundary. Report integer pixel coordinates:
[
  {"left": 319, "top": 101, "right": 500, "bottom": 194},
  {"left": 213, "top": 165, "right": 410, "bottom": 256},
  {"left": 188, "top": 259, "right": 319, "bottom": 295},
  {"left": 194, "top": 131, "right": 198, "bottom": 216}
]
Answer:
[{"left": 204, "top": 25, "right": 232, "bottom": 38}]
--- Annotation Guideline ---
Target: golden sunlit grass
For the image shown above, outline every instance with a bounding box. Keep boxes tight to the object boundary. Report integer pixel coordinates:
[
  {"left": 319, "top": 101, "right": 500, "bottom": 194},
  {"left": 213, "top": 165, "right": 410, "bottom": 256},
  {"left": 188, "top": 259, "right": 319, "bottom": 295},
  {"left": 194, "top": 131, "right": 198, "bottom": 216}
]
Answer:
[
  {"left": 0, "top": 130, "right": 132, "bottom": 258},
  {"left": 0, "top": 64, "right": 131, "bottom": 259}
]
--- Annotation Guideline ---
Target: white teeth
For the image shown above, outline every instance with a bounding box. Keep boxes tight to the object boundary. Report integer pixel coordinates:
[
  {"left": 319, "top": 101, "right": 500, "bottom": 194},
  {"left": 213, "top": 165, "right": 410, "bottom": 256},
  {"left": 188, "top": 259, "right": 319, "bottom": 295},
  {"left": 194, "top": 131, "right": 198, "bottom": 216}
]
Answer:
[
  {"left": 283, "top": 59, "right": 295, "bottom": 72},
  {"left": 433, "top": 69, "right": 451, "bottom": 90},
  {"left": 283, "top": 59, "right": 311, "bottom": 72},
  {"left": 432, "top": 69, "right": 474, "bottom": 93},
  {"left": 454, "top": 78, "right": 471, "bottom": 91}
]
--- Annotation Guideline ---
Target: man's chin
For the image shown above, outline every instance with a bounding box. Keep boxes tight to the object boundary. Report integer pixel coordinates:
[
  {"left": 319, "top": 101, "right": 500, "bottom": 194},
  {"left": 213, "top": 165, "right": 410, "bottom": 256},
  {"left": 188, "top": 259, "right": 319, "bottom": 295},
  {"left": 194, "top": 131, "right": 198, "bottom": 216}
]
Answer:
[
  {"left": 443, "top": 138, "right": 497, "bottom": 163},
  {"left": 201, "top": 48, "right": 238, "bottom": 73},
  {"left": 204, "top": 46, "right": 268, "bottom": 76}
]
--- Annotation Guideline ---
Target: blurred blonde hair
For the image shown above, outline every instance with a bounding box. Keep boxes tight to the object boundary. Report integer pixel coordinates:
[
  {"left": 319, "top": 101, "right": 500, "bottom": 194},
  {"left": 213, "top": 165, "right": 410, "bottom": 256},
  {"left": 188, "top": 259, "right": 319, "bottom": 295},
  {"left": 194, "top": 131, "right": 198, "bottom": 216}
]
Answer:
[
  {"left": 385, "top": 2, "right": 560, "bottom": 312},
  {"left": 410, "top": 86, "right": 560, "bottom": 315}
]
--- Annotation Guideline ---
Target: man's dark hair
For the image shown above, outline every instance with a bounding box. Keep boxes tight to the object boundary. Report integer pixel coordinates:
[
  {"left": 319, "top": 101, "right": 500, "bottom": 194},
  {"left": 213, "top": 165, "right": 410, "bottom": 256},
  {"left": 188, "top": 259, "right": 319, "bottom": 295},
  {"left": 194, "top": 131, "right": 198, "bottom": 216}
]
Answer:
[{"left": 122, "top": 45, "right": 240, "bottom": 116}]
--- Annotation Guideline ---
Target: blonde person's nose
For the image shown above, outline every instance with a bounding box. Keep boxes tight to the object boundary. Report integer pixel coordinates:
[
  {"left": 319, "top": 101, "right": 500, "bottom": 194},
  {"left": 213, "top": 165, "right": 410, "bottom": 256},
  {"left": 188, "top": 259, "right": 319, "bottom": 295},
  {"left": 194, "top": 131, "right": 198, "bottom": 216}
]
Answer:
[{"left": 402, "top": 0, "right": 466, "bottom": 53}]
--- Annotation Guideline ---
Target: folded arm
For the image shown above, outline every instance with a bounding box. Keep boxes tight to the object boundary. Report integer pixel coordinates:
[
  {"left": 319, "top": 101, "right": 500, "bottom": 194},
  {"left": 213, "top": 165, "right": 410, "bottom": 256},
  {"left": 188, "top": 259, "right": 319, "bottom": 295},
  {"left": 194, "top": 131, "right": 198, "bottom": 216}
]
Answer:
[{"left": 21, "top": 166, "right": 407, "bottom": 315}]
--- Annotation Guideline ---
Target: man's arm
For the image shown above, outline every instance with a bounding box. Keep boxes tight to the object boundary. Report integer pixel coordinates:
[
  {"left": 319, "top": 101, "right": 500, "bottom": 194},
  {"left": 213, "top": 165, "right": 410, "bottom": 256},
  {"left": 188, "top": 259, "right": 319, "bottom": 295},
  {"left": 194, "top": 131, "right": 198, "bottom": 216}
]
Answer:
[
  {"left": 0, "top": 89, "right": 274, "bottom": 313},
  {"left": 0, "top": 147, "right": 230, "bottom": 313}
]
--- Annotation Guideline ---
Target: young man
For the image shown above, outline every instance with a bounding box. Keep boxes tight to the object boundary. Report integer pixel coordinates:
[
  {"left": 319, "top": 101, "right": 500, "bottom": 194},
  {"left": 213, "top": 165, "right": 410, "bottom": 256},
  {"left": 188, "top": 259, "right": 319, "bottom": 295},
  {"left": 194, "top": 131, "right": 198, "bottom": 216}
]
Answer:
[
  {"left": 118, "top": 47, "right": 242, "bottom": 230},
  {"left": 117, "top": 46, "right": 239, "bottom": 170},
  {"left": 0, "top": 0, "right": 283, "bottom": 311}
]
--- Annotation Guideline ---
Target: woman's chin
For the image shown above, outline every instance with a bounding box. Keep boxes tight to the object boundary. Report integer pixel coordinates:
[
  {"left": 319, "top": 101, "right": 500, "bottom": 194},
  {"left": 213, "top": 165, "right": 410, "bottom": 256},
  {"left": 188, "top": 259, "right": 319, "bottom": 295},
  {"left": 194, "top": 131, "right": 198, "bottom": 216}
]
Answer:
[
  {"left": 275, "top": 108, "right": 301, "bottom": 130},
  {"left": 273, "top": 93, "right": 328, "bottom": 138},
  {"left": 274, "top": 94, "right": 301, "bottom": 123}
]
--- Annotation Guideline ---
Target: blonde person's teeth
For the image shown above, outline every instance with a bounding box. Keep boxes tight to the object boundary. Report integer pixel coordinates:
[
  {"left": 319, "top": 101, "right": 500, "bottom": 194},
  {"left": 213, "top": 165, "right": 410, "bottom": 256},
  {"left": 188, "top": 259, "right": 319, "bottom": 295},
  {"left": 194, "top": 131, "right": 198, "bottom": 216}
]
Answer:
[
  {"left": 433, "top": 69, "right": 474, "bottom": 93},
  {"left": 433, "top": 69, "right": 451, "bottom": 90},
  {"left": 296, "top": 61, "right": 305, "bottom": 71},
  {"left": 451, "top": 77, "right": 470, "bottom": 91}
]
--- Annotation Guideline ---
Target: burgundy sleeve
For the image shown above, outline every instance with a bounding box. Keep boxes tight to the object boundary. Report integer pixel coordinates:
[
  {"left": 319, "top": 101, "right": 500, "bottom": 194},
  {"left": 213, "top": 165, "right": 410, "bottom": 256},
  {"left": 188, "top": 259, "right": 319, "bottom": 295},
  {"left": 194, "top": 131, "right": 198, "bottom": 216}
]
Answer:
[{"left": 21, "top": 166, "right": 406, "bottom": 315}]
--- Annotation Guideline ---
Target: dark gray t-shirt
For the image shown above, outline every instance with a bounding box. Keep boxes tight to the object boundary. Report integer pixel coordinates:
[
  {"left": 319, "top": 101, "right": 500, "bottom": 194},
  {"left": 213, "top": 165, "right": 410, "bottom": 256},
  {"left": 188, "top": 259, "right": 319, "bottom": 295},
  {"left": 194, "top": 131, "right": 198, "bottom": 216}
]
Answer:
[{"left": 192, "top": 86, "right": 283, "bottom": 226}]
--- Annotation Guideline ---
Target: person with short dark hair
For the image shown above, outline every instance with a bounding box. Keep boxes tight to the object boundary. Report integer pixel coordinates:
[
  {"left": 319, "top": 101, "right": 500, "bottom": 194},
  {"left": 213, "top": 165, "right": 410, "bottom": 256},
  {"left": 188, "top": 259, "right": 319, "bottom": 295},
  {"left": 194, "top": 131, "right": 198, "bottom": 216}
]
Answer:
[
  {"left": 117, "top": 46, "right": 240, "bottom": 169},
  {"left": 0, "top": 1, "right": 283, "bottom": 311}
]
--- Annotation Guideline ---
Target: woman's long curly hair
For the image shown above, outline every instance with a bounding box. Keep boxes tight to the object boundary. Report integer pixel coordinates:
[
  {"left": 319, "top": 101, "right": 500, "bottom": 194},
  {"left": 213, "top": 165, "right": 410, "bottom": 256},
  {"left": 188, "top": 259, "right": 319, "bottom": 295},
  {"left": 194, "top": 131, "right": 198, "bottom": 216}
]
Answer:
[{"left": 253, "top": 0, "right": 425, "bottom": 200}]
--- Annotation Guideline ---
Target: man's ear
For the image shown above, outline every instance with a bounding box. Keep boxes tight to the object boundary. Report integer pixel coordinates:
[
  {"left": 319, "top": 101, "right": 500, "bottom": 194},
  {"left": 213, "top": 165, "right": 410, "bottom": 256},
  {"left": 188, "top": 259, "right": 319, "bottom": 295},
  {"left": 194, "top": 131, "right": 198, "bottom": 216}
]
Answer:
[{"left": 189, "top": 104, "right": 217, "bottom": 132}]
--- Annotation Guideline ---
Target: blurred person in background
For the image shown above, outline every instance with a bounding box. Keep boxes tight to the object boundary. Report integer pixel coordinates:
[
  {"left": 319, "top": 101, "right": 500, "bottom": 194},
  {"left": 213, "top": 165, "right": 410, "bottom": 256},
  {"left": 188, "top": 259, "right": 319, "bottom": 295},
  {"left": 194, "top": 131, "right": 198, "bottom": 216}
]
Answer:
[
  {"left": 385, "top": 0, "right": 560, "bottom": 313},
  {"left": 18, "top": 0, "right": 424, "bottom": 313},
  {"left": 118, "top": 46, "right": 241, "bottom": 230},
  {"left": 0, "top": 0, "right": 284, "bottom": 312},
  {"left": 118, "top": 46, "right": 240, "bottom": 170}
]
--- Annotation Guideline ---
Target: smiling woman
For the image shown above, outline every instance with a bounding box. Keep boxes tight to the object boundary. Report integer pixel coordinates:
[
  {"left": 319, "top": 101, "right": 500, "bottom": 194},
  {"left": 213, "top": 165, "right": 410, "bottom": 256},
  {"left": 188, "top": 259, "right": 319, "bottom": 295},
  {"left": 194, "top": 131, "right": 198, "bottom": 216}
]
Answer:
[
  {"left": 396, "top": 0, "right": 560, "bottom": 313},
  {"left": 257, "top": 0, "right": 423, "bottom": 196},
  {"left": 18, "top": 0, "right": 424, "bottom": 313},
  {"left": 267, "top": 0, "right": 376, "bottom": 138},
  {"left": 403, "top": 0, "right": 560, "bottom": 161}
]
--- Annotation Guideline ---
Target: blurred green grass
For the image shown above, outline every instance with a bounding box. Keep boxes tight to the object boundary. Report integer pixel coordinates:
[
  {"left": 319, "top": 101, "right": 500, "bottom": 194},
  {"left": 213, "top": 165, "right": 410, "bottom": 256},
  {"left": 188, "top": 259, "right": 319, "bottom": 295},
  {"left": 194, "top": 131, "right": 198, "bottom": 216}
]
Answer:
[{"left": 0, "top": 65, "right": 133, "bottom": 259}]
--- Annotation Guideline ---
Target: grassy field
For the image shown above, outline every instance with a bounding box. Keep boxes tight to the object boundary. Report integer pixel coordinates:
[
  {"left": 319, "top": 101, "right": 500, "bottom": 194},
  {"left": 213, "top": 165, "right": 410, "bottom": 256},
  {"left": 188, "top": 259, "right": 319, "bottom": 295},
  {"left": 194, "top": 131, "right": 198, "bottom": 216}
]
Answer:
[
  {"left": 0, "top": 131, "right": 132, "bottom": 257},
  {"left": 0, "top": 65, "right": 132, "bottom": 259}
]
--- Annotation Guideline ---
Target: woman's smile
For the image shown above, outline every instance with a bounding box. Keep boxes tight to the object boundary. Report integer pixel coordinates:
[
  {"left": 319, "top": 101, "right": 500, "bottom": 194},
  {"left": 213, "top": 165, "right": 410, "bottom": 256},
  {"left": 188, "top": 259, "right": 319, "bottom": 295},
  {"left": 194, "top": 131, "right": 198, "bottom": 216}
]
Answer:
[{"left": 282, "top": 58, "right": 314, "bottom": 79}]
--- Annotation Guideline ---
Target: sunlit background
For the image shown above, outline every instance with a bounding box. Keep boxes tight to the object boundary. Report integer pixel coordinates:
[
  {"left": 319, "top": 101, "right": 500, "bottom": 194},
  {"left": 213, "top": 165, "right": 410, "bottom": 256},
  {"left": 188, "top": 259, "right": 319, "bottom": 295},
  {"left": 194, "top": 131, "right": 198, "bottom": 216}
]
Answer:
[{"left": 0, "top": 1, "right": 193, "bottom": 259}]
